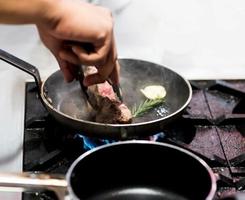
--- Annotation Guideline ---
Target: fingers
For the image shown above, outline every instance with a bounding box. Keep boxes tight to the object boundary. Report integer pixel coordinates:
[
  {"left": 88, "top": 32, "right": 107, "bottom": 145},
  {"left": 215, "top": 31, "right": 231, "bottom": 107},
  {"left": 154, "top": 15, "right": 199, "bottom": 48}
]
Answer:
[
  {"left": 83, "top": 59, "right": 120, "bottom": 86},
  {"left": 55, "top": 37, "right": 119, "bottom": 85},
  {"left": 56, "top": 56, "right": 76, "bottom": 82},
  {"left": 71, "top": 45, "right": 106, "bottom": 66},
  {"left": 83, "top": 35, "right": 120, "bottom": 86},
  {"left": 109, "top": 59, "right": 120, "bottom": 85},
  {"left": 70, "top": 26, "right": 112, "bottom": 65},
  {"left": 108, "top": 35, "right": 120, "bottom": 84},
  {"left": 59, "top": 49, "right": 80, "bottom": 65},
  {"left": 57, "top": 29, "right": 119, "bottom": 86}
]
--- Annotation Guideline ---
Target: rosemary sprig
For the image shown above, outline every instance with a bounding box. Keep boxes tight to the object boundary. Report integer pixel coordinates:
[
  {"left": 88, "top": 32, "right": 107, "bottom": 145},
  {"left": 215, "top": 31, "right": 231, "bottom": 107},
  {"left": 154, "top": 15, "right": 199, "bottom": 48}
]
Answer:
[{"left": 132, "top": 98, "right": 165, "bottom": 118}]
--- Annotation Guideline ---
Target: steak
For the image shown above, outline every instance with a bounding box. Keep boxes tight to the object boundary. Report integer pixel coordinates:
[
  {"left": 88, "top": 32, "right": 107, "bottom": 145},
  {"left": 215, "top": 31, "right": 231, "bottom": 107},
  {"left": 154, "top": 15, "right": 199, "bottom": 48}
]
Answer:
[{"left": 85, "top": 66, "right": 132, "bottom": 124}]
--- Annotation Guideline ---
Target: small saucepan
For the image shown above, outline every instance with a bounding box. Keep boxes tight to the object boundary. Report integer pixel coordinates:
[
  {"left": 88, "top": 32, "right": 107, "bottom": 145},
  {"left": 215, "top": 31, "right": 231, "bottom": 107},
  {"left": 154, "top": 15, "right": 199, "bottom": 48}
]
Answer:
[
  {"left": 0, "top": 141, "right": 217, "bottom": 200},
  {"left": 0, "top": 49, "right": 192, "bottom": 139}
]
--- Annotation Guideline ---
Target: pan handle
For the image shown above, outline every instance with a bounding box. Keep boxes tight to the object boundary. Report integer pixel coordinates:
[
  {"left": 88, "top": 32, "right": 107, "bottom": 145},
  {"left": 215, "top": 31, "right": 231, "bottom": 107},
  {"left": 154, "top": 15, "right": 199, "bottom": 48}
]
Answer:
[
  {"left": 0, "top": 172, "right": 67, "bottom": 200},
  {"left": 0, "top": 49, "right": 42, "bottom": 92}
]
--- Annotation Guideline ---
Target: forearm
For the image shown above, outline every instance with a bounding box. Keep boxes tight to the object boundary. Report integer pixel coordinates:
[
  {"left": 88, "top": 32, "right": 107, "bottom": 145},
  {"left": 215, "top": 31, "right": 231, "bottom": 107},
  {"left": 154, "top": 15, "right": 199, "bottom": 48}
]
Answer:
[{"left": 0, "top": 0, "right": 55, "bottom": 24}]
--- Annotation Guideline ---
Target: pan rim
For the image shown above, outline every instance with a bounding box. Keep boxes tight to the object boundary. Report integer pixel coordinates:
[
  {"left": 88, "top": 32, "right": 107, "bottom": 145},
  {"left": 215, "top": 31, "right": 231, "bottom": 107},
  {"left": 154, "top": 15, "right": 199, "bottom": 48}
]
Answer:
[
  {"left": 40, "top": 58, "right": 192, "bottom": 128},
  {"left": 66, "top": 140, "right": 216, "bottom": 200}
]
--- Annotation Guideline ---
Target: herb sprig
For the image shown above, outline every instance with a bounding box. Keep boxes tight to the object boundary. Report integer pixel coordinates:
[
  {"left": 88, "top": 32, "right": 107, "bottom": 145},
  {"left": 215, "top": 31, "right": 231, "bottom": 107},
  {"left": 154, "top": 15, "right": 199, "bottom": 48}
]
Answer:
[{"left": 132, "top": 98, "right": 165, "bottom": 117}]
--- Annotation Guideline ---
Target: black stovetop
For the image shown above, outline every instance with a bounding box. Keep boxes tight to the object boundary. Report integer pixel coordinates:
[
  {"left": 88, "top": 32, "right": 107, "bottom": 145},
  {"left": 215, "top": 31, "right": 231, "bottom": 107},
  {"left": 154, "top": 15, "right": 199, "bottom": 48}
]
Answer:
[{"left": 22, "top": 80, "right": 245, "bottom": 200}]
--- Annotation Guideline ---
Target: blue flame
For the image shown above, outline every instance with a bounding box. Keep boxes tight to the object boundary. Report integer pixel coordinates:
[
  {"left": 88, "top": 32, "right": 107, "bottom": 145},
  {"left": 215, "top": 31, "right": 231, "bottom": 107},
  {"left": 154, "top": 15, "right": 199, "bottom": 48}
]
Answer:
[
  {"left": 74, "top": 134, "right": 115, "bottom": 150},
  {"left": 74, "top": 132, "right": 165, "bottom": 151}
]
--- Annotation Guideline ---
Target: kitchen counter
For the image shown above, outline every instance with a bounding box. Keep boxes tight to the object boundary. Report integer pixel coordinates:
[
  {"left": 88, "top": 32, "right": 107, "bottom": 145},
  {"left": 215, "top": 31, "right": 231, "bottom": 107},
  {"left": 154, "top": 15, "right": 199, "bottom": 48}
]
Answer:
[{"left": 0, "top": 0, "right": 245, "bottom": 199}]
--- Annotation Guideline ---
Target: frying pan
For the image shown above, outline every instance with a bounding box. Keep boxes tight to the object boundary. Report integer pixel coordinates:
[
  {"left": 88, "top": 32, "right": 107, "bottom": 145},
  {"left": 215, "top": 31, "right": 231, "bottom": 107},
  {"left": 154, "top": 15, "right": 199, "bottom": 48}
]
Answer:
[
  {"left": 0, "top": 49, "right": 192, "bottom": 139},
  {"left": 0, "top": 141, "right": 217, "bottom": 200}
]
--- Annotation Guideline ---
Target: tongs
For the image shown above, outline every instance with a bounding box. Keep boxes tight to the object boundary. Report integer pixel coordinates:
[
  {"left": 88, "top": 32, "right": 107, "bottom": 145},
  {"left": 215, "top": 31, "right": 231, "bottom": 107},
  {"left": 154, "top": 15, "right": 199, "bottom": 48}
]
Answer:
[
  {"left": 107, "top": 78, "right": 124, "bottom": 102},
  {"left": 112, "top": 83, "right": 123, "bottom": 102},
  {"left": 64, "top": 41, "right": 123, "bottom": 102},
  {"left": 77, "top": 65, "right": 123, "bottom": 103}
]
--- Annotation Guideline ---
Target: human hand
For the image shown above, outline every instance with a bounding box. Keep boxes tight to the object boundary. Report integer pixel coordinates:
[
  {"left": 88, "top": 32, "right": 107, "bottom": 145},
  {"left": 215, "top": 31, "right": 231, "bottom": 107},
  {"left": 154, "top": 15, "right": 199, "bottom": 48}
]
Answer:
[{"left": 37, "top": 0, "right": 119, "bottom": 86}]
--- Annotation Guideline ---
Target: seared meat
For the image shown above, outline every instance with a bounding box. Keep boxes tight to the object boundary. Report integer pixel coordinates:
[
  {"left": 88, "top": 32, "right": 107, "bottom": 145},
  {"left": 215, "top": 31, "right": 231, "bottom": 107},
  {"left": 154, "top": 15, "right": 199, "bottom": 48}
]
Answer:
[{"left": 85, "top": 66, "right": 132, "bottom": 124}]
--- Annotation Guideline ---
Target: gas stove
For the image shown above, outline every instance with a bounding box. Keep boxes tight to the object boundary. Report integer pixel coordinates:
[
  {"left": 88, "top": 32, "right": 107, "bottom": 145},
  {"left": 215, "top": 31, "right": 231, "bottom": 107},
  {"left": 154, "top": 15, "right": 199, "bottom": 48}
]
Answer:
[{"left": 22, "top": 80, "right": 245, "bottom": 200}]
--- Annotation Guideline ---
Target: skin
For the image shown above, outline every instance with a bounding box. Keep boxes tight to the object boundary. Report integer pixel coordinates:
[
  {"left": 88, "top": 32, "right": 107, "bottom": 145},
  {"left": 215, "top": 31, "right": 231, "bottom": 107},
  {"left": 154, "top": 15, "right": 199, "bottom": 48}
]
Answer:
[{"left": 0, "top": 0, "right": 120, "bottom": 86}]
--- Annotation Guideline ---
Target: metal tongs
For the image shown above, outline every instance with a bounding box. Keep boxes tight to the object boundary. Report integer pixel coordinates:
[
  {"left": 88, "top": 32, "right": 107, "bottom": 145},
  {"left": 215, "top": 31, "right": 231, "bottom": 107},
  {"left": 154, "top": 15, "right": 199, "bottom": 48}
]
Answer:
[
  {"left": 77, "top": 65, "right": 89, "bottom": 100},
  {"left": 77, "top": 65, "right": 123, "bottom": 103},
  {"left": 112, "top": 83, "right": 123, "bottom": 102},
  {"left": 64, "top": 41, "right": 123, "bottom": 102},
  {"left": 107, "top": 78, "right": 124, "bottom": 102}
]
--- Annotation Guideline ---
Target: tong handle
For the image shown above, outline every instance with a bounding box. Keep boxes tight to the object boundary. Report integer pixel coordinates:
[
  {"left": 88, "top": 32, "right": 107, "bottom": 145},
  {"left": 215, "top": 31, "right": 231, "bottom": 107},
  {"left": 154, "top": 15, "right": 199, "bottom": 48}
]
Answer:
[
  {"left": 107, "top": 79, "right": 123, "bottom": 102},
  {"left": 77, "top": 65, "right": 89, "bottom": 100}
]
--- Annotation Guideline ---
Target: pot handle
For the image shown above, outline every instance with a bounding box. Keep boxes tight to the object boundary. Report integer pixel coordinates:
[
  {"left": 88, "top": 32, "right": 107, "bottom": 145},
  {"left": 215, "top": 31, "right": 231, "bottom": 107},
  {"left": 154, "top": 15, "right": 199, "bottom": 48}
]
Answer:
[
  {"left": 0, "top": 49, "right": 42, "bottom": 92},
  {"left": 0, "top": 172, "right": 67, "bottom": 200}
]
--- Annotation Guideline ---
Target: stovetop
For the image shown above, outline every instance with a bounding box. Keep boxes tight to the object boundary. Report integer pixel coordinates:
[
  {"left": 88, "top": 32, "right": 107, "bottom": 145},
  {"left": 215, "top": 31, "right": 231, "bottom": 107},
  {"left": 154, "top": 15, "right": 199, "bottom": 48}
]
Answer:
[{"left": 22, "top": 80, "right": 245, "bottom": 200}]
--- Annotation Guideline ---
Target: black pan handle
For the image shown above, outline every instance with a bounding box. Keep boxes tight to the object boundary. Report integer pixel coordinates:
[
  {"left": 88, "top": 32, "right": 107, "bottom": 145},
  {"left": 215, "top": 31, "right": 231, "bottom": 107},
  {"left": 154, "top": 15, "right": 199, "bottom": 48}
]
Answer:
[{"left": 0, "top": 49, "right": 42, "bottom": 92}]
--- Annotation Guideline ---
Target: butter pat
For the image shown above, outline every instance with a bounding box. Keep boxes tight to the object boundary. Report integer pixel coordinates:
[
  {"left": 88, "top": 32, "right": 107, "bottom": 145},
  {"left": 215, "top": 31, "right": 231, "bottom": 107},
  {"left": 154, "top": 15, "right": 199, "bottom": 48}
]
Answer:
[{"left": 140, "top": 85, "right": 166, "bottom": 100}]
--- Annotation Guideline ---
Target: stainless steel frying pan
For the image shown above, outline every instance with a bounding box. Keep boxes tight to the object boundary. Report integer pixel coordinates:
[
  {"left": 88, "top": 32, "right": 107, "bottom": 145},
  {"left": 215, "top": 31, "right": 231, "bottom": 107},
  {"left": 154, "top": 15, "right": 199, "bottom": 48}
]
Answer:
[{"left": 0, "top": 49, "right": 192, "bottom": 139}]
